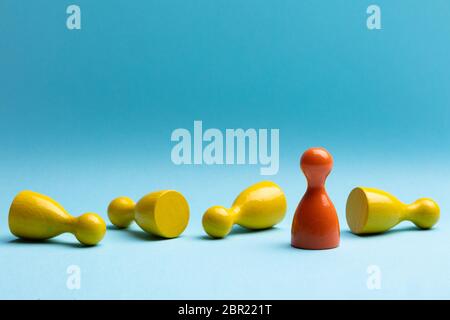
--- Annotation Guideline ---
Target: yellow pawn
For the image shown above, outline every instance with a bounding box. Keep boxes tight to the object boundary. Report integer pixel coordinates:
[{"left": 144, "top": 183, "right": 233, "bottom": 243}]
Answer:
[
  {"left": 108, "top": 190, "right": 190, "bottom": 238},
  {"left": 202, "top": 181, "right": 287, "bottom": 238},
  {"left": 9, "top": 191, "right": 106, "bottom": 246},
  {"left": 346, "top": 187, "right": 440, "bottom": 235}
]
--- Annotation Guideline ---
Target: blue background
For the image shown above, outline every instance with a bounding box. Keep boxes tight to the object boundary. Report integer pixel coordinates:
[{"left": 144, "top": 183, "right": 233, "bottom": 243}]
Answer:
[{"left": 0, "top": 0, "right": 449, "bottom": 299}]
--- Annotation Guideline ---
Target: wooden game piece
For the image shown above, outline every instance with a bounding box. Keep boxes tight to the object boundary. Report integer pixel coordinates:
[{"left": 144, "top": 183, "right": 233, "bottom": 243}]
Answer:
[
  {"left": 108, "top": 190, "right": 190, "bottom": 238},
  {"left": 9, "top": 190, "right": 106, "bottom": 246},
  {"left": 291, "top": 147, "right": 340, "bottom": 249},
  {"left": 346, "top": 187, "right": 440, "bottom": 234},
  {"left": 202, "top": 181, "right": 287, "bottom": 238}
]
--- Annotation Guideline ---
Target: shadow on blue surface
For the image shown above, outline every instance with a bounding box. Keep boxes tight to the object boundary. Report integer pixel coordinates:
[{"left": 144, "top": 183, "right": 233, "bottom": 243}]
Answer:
[
  {"left": 192, "top": 225, "right": 282, "bottom": 241},
  {"left": 340, "top": 226, "right": 437, "bottom": 239},
  {"left": 7, "top": 238, "right": 89, "bottom": 249},
  {"left": 106, "top": 225, "right": 171, "bottom": 241}
]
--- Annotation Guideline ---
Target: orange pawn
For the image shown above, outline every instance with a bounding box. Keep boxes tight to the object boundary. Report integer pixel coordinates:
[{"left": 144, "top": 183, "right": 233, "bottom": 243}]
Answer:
[{"left": 291, "top": 147, "right": 340, "bottom": 250}]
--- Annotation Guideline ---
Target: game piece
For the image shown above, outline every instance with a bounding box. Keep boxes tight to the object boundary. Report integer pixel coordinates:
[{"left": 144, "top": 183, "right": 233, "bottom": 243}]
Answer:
[
  {"left": 9, "top": 190, "right": 106, "bottom": 246},
  {"left": 291, "top": 147, "right": 340, "bottom": 249},
  {"left": 202, "top": 181, "right": 287, "bottom": 238},
  {"left": 108, "top": 190, "right": 190, "bottom": 238},
  {"left": 346, "top": 187, "right": 440, "bottom": 234}
]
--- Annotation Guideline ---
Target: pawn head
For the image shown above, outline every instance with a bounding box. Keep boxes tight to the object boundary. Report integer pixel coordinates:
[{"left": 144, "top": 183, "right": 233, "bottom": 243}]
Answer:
[
  {"left": 411, "top": 198, "right": 440, "bottom": 229},
  {"left": 75, "top": 213, "right": 106, "bottom": 245},
  {"left": 107, "top": 197, "right": 135, "bottom": 228},
  {"left": 202, "top": 206, "right": 233, "bottom": 238},
  {"left": 300, "top": 147, "right": 333, "bottom": 187}
]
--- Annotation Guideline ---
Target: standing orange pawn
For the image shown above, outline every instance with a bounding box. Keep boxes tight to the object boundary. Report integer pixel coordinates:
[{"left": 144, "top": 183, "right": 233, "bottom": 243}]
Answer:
[{"left": 291, "top": 147, "right": 340, "bottom": 250}]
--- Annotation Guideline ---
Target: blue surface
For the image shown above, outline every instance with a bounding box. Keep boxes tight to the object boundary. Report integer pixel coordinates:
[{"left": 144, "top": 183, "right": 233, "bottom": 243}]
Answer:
[{"left": 1, "top": 0, "right": 450, "bottom": 299}]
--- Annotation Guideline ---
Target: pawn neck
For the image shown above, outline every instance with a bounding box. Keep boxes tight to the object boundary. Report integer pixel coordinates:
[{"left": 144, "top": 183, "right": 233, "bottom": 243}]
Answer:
[{"left": 404, "top": 198, "right": 440, "bottom": 229}]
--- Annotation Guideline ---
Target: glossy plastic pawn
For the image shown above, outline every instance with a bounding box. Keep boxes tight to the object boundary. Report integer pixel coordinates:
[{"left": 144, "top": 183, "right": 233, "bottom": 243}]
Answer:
[
  {"left": 202, "top": 181, "right": 287, "bottom": 238},
  {"left": 108, "top": 190, "right": 190, "bottom": 238},
  {"left": 291, "top": 147, "right": 340, "bottom": 250},
  {"left": 9, "top": 190, "right": 106, "bottom": 246}
]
